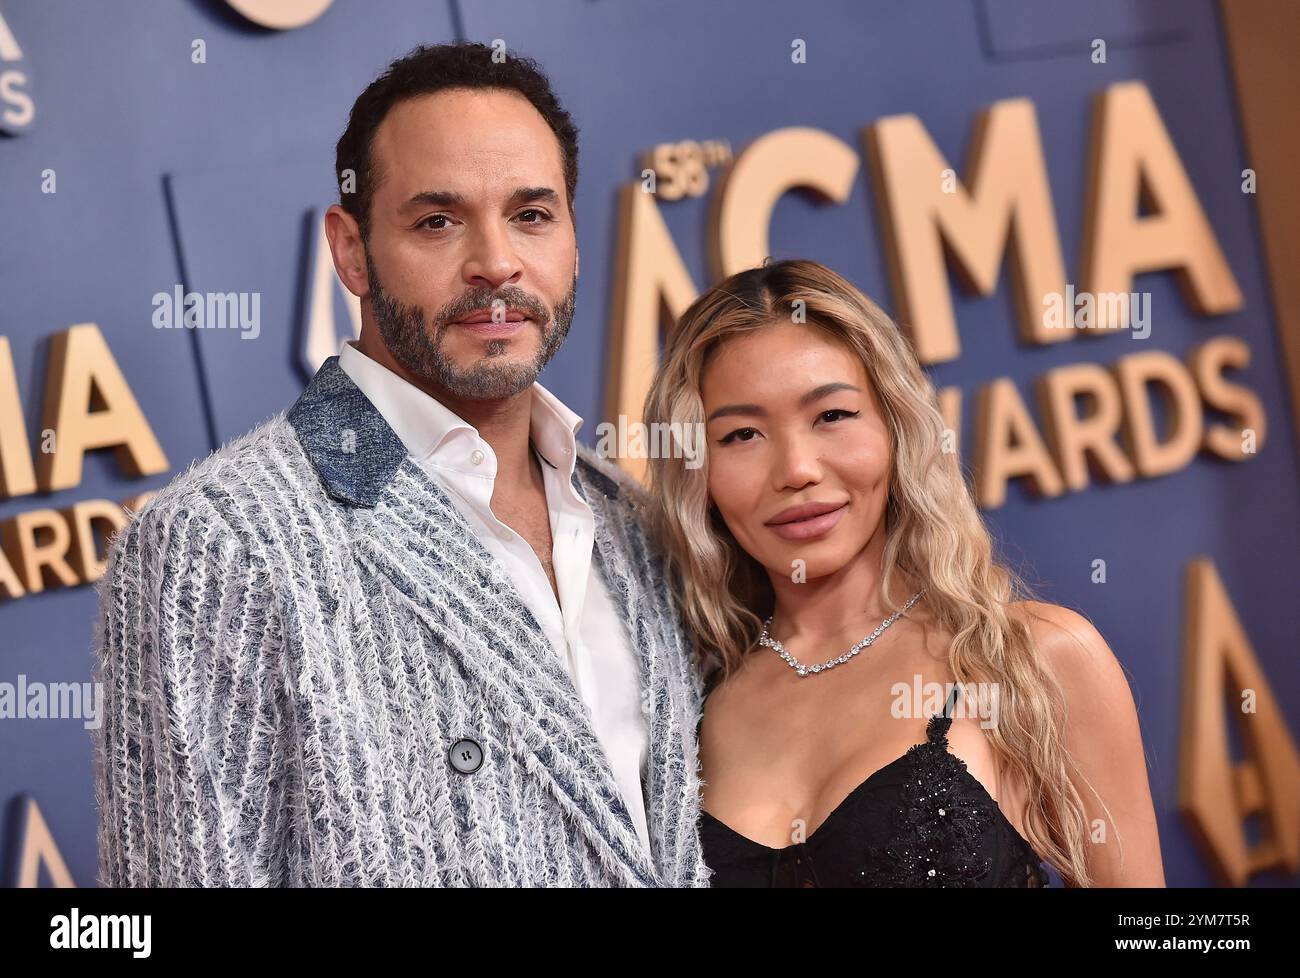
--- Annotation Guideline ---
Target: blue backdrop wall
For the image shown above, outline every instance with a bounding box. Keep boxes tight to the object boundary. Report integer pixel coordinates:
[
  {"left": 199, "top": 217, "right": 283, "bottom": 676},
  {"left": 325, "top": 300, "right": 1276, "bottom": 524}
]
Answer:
[{"left": 1, "top": 0, "right": 1296, "bottom": 887}]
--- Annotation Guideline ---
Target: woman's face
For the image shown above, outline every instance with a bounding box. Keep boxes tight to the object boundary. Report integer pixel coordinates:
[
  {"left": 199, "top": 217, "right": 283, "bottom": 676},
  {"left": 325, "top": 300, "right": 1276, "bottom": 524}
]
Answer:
[{"left": 701, "top": 322, "right": 892, "bottom": 583}]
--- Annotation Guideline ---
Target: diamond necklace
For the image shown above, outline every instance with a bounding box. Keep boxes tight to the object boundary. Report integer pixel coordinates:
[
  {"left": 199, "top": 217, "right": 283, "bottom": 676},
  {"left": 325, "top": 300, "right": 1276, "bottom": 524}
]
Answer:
[{"left": 758, "top": 589, "right": 926, "bottom": 677}]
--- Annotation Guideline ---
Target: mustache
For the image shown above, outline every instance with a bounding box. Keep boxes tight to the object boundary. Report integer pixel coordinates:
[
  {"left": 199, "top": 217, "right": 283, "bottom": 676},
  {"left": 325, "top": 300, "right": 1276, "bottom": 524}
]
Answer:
[{"left": 436, "top": 287, "right": 550, "bottom": 327}]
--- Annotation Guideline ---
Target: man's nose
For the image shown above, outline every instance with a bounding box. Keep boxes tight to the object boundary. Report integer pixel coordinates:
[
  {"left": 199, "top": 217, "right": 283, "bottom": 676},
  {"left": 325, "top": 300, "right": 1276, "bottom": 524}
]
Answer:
[{"left": 462, "top": 221, "right": 523, "bottom": 289}]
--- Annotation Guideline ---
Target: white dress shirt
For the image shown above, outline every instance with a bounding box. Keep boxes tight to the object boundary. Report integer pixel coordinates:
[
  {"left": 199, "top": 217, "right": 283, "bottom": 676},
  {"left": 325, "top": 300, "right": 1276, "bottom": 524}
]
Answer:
[{"left": 338, "top": 340, "right": 652, "bottom": 857}]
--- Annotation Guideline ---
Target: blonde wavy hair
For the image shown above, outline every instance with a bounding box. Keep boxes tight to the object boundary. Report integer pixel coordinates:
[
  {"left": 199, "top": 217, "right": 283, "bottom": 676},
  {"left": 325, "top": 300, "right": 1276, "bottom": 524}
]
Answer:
[{"left": 643, "top": 258, "right": 1101, "bottom": 887}]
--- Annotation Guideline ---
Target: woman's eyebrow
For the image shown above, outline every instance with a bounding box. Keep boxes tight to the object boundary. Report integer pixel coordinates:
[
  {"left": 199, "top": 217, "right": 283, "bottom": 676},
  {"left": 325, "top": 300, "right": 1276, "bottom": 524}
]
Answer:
[{"left": 705, "top": 382, "right": 862, "bottom": 423}]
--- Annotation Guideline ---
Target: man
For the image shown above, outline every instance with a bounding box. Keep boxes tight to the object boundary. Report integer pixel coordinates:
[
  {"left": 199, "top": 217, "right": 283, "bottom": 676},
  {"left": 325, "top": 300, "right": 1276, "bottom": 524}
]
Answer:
[{"left": 92, "top": 42, "right": 710, "bottom": 887}]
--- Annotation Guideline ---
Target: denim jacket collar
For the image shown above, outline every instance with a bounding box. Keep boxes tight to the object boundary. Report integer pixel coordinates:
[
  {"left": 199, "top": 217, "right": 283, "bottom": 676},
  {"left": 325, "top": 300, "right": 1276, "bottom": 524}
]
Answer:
[{"left": 287, "top": 355, "right": 622, "bottom": 507}]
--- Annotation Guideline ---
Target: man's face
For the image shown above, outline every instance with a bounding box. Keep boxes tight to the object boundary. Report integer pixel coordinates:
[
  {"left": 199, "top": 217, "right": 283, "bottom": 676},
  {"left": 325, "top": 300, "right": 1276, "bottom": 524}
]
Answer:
[{"left": 361, "top": 87, "right": 577, "bottom": 399}]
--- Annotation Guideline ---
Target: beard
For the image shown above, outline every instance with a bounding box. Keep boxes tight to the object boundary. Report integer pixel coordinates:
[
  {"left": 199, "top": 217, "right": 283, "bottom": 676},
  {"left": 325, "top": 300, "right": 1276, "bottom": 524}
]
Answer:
[{"left": 364, "top": 251, "right": 576, "bottom": 400}]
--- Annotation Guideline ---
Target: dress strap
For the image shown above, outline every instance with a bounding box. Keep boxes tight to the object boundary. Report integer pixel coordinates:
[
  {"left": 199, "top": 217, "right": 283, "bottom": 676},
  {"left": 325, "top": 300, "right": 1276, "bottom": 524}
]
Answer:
[
  {"left": 924, "top": 685, "right": 962, "bottom": 746},
  {"left": 942, "top": 684, "right": 962, "bottom": 719}
]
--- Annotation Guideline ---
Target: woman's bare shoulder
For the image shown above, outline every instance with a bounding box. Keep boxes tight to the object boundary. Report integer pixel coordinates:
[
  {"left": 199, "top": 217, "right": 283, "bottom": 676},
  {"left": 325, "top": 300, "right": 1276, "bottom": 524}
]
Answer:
[
  {"left": 1008, "top": 599, "right": 1138, "bottom": 736},
  {"left": 1009, "top": 601, "right": 1118, "bottom": 674},
  {"left": 1007, "top": 603, "right": 1164, "bottom": 883}
]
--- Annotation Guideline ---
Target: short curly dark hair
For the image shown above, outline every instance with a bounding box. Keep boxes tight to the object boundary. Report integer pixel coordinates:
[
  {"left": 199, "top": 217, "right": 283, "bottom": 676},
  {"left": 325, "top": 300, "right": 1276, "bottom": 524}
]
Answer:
[{"left": 335, "top": 41, "right": 580, "bottom": 240}]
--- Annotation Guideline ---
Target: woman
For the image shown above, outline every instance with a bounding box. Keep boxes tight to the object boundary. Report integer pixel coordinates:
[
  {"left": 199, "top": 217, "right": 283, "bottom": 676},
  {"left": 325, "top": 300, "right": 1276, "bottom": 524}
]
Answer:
[{"left": 643, "top": 259, "right": 1164, "bottom": 887}]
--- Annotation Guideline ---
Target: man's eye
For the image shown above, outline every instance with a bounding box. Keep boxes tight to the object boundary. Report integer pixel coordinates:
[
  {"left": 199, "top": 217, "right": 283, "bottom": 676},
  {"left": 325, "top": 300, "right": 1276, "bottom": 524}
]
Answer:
[
  {"left": 516, "top": 208, "right": 552, "bottom": 224},
  {"left": 719, "top": 427, "right": 759, "bottom": 445},
  {"left": 418, "top": 214, "right": 451, "bottom": 230}
]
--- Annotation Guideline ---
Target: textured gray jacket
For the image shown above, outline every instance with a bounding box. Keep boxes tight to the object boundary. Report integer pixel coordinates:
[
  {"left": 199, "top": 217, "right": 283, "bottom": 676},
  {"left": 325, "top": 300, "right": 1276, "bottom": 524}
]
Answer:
[{"left": 91, "top": 355, "right": 711, "bottom": 887}]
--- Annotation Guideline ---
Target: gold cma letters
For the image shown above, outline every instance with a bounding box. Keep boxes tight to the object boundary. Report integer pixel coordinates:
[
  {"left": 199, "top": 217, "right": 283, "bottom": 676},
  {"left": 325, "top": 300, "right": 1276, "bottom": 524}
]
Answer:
[
  {"left": 608, "top": 81, "right": 1251, "bottom": 497},
  {"left": 0, "top": 324, "right": 164, "bottom": 598},
  {"left": 10, "top": 795, "right": 75, "bottom": 887},
  {"left": 1080, "top": 83, "right": 1242, "bottom": 330},
  {"left": 868, "top": 81, "right": 1241, "bottom": 360},
  {"left": 711, "top": 127, "right": 860, "bottom": 279},
  {"left": 33, "top": 323, "right": 167, "bottom": 491},
  {"left": 967, "top": 335, "right": 1265, "bottom": 508},
  {"left": 606, "top": 185, "right": 700, "bottom": 483},
  {"left": 1180, "top": 558, "right": 1300, "bottom": 886},
  {"left": 866, "top": 96, "right": 1069, "bottom": 363}
]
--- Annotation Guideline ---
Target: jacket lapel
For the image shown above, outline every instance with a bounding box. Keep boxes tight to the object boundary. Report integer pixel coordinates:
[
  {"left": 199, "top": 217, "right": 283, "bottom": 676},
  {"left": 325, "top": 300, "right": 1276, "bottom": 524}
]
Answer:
[
  {"left": 287, "top": 357, "right": 661, "bottom": 885},
  {"left": 573, "top": 453, "right": 701, "bottom": 887}
]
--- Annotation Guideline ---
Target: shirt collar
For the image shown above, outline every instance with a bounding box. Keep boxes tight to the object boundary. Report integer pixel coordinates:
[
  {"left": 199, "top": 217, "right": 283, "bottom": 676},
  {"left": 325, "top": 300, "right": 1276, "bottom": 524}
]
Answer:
[
  {"left": 338, "top": 339, "right": 583, "bottom": 475},
  {"left": 288, "top": 353, "right": 625, "bottom": 508}
]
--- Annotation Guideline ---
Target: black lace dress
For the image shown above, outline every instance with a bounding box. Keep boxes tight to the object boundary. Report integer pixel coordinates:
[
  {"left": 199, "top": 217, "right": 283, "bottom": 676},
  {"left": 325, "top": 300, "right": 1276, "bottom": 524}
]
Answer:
[{"left": 698, "top": 683, "right": 1050, "bottom": 887}]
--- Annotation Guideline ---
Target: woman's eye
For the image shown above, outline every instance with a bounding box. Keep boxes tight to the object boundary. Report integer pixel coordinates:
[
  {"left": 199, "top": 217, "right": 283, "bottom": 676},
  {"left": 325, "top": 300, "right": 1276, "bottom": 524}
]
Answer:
[
  {"left": 819, "top": 409, "right": 860, "bottom": 424},
  {"left": 719, "top": 427, "right": 759, "bottom": 445}
]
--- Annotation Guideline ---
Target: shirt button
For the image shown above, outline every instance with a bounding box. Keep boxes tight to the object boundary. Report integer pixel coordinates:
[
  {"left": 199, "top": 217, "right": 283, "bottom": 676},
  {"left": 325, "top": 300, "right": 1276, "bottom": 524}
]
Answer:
[
  {"left": 449, "top": 738, "right": 483, "bottom": 774},
  {"left": 470, "top": 449, "right": 485, "bottom": 465}
]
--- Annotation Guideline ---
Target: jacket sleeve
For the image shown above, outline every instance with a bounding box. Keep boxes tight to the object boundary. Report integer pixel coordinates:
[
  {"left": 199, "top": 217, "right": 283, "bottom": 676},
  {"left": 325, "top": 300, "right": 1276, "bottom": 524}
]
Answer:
[{"left": 91, "top": 499, "right": 291, "bottom": 887}]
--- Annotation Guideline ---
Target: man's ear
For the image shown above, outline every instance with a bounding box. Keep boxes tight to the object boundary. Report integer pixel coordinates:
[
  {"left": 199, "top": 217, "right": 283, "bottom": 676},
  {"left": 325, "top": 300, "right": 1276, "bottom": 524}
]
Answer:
[
  {"left": 575, "top": 246, "right": 580, "bottom": 280},
  {"left": 324, "top": 203, "right": 369, "bottom": 299}
]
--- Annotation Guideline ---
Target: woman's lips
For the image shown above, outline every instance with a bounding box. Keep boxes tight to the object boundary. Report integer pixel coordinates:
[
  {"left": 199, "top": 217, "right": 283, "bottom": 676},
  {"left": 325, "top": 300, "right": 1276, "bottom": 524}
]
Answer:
[
  {"left": 765, "top": 502, "right": 848, "bottom": 541},
  {"left": 451, "top": 317, "right": 533, "bottom": 338}
]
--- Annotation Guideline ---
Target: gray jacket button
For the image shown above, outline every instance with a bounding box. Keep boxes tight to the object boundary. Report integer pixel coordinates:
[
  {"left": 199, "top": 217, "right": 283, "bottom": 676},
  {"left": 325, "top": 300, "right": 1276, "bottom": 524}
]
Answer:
[{"left": 449, "top": 738, "right": 483, "bottom": 774}]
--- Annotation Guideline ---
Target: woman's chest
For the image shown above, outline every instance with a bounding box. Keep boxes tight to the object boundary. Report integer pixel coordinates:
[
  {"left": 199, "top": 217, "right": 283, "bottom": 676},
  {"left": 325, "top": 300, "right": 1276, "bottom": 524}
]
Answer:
[{"left": 699, "top": 673, "right": 1031, "bottom": 848}]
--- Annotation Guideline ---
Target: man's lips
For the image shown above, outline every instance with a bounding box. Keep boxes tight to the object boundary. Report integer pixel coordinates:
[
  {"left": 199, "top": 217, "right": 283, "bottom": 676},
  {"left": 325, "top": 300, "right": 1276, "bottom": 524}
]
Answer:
[
  {"left": 452, "top": 308, "right": 530, "bottom": 325},
  {"left": 448, "top": 313, "right": 535, "bottom": 338}
]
